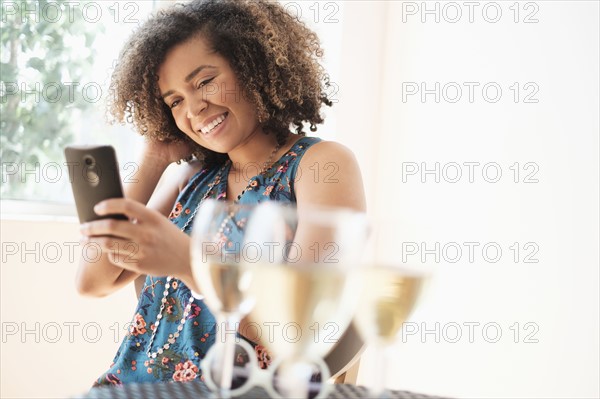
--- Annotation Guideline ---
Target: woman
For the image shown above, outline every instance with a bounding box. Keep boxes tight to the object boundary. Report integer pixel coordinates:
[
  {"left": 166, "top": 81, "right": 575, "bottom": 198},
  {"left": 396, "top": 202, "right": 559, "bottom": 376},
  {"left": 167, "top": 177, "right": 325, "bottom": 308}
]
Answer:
[{"left": 78, "top": 0, "right": 365, "bottom": 385}]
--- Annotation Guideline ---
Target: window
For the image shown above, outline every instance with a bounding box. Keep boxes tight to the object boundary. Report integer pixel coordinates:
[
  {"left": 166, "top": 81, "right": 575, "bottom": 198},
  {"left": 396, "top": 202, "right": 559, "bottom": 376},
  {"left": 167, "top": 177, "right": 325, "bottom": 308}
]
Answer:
[
  {"left": 0, "top": 0, "right": 156, "bottom": 210},
  {"left": 0, "top": 0, "right": 344, "bottom": 215}
]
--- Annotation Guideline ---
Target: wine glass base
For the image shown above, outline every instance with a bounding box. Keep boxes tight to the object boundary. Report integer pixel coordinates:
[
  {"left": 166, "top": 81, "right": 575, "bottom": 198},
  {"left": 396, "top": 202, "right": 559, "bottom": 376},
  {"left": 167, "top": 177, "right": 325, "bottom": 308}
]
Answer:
[{"left": 269, "top": 357, "right": 332, "bottom": 399}]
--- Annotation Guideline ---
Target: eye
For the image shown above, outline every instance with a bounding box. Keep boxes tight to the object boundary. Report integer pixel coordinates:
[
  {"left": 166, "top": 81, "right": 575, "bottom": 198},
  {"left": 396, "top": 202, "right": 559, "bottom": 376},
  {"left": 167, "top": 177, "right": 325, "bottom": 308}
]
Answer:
[
  {"left": 197, "top": 77, "right": 215, "bottom": 89},
  {"left": 169, "top": 99, "right": 182, "bottom": 109}
]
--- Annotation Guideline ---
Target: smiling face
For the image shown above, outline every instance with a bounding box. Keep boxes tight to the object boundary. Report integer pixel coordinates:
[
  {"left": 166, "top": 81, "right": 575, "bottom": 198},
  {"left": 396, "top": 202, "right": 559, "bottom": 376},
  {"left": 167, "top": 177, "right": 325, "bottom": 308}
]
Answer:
[{"left": 157, "top": 35, "right": 263, "bottom": 154}]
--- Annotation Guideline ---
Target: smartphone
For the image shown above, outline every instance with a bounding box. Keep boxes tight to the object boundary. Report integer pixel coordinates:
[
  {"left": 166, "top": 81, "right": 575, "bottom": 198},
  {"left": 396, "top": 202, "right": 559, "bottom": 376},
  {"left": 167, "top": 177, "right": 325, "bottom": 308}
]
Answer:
[{"left": 64, "top": 145, "right": 128, "bottom": 223}]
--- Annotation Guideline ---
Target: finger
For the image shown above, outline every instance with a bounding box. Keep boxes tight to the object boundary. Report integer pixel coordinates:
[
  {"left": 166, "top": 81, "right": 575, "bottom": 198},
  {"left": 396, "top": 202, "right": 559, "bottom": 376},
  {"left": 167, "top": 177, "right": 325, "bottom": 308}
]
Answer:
[
  {"left": 109, "top": 247, "right": 142, "bottom": 269},
  {"left": 87, "top": 237, "right": 142, "bottom": 268},
  {"left": 88, "top": 236, "right": 139, "bottom": 255},
  {"left": 94, "top": 198, "right": 154, "bottom": 222},
  {"left": 80, "top": 218, "right": 138, "bottom": 240}
]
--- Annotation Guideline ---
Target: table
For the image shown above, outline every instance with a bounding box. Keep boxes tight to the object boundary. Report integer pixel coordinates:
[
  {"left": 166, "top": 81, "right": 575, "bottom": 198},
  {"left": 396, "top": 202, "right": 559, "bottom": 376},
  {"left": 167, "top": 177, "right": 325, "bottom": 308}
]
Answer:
[{"left": 82, "top": 380, "right": 448, "bottom": 399}]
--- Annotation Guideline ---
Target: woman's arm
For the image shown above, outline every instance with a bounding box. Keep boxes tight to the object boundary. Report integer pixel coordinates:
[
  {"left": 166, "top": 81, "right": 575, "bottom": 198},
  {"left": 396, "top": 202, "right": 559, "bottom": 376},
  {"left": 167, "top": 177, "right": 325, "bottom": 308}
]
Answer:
[{"left": 76, "top": 142, "right": 199, "bottom": 297}]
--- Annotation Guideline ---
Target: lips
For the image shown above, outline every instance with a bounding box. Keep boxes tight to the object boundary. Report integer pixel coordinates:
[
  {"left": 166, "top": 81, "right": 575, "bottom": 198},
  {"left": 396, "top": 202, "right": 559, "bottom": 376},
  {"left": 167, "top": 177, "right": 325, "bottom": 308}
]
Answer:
[{"left": 198, "top": 112, "right": 228, "bottom": 135}]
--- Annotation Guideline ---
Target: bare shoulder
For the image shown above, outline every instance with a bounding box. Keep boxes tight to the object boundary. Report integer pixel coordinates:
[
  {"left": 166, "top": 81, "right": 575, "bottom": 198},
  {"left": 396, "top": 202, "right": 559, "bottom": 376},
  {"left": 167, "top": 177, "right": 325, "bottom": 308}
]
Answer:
[
  {"left": 176, "top": 159, "right": 205, "bottom": 191},
  {"left": 300, "top": 140, "right": 357, "bottom": 163},
  {"left": 295, "top": 140, "right": 366, "bottom": 212}
]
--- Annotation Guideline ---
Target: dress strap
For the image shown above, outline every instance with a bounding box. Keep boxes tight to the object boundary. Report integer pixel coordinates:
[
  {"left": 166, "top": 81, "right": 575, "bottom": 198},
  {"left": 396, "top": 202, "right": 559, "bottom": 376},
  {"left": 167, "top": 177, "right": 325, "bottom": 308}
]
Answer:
[{"left": 275, "top": 136, "right": 322, "bottom": 201}]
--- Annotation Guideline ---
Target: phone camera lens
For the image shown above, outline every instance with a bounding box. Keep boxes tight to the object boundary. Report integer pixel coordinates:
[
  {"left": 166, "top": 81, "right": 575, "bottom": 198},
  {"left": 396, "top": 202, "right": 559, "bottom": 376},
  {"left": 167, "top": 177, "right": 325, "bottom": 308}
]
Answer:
[{"left": 83, "top": 155, "right": 95, "bottom": 167}]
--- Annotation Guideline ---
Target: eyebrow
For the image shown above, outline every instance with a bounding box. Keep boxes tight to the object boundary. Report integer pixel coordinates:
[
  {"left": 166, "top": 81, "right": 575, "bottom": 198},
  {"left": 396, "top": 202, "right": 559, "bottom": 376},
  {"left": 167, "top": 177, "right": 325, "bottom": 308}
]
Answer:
[{"left": 160, "top": 65, "right": 217, "bottom": 99}]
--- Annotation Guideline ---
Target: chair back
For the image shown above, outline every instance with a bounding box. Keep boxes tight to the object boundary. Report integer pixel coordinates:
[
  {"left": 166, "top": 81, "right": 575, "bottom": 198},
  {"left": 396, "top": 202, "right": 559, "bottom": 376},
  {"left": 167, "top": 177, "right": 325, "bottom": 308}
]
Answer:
[{"left": 324, "top": 323, "right": 365, "bottom": 381}]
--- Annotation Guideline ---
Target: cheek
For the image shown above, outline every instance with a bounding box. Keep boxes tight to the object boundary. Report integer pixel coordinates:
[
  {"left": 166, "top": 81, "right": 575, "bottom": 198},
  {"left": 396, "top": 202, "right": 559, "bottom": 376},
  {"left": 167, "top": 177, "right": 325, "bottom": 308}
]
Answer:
[
  {"left": 172, "top": 111, "right": 189, "bottom": 132},
  {"left": 235, "top": 101, "right": 260, "bottom": 126}
]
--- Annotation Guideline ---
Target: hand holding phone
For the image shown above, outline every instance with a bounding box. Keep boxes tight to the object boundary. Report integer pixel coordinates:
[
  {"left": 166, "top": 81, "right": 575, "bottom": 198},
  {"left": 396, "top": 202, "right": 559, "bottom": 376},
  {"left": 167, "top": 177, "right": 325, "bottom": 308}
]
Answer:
[{"left": 64, "top": 145, "right": 128, "bottom": 223}]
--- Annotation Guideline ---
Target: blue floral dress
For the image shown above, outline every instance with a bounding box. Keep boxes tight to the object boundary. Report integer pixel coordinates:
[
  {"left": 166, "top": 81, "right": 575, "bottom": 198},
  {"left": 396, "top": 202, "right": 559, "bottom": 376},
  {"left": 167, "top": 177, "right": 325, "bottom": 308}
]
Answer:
[{"left": 94, "top": 136, "right": 321, "bottom": 386}]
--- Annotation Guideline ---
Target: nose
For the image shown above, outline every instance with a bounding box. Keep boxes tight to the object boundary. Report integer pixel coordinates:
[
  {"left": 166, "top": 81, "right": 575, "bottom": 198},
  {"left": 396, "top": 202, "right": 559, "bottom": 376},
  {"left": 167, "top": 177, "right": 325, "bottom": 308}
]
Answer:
[{"left": 186, "top": 95, "right": 207, "bottom": 119}]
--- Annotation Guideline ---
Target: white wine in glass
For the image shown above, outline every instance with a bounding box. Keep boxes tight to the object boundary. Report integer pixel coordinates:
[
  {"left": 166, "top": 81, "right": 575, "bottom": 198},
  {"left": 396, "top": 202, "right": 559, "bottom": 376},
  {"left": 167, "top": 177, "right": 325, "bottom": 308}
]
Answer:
[
  {"left": 353, "top": 222, "right": 432, "bottom": 398},
  {"left": 244, "top": 202, "right": 368, "bottom": 399},
  {"left": 249, "top": 264, "right": 354, "bottom": 355},
  {"left": 354, "top": 267, "right": 424, "bottom": 346},
  {"left": 190, "top": 200, "right": 258, "bottom": 399},
  {"left": 195, "top": 254, "right": 255, "bottom": 316}
]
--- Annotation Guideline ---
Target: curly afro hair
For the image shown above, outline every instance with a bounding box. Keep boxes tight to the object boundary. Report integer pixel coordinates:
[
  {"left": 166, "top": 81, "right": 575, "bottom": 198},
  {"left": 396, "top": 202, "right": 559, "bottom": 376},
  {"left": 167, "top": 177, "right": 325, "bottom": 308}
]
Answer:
[{"left": 108, "top": 0, "right": 333, "bottom": 167}]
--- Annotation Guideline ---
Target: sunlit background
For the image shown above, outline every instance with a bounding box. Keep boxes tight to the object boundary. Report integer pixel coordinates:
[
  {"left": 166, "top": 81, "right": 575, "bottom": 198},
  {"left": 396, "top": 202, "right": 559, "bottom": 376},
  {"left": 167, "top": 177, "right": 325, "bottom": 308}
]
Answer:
[{"left": 1, "top": 1, "right": 598, "bottom": 398}]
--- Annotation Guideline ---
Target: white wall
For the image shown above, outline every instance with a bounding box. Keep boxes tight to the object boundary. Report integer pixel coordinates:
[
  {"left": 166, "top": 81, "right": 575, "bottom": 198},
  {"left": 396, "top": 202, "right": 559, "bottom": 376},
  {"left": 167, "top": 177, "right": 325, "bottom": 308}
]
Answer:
[
  {"left": 0, "top": 218, "right": 137, "bottom": 398},
  {"left": 1, "top": 1, "right": 598, "bottom": 398},
  {"left": 339, "top": 1, "right": 599, "bottom": 398}
]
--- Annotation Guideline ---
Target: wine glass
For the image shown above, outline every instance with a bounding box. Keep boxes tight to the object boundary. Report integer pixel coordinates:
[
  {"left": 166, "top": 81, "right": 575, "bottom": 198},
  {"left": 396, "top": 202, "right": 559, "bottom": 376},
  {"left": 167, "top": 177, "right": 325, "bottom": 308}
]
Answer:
[
  {"left": 190, "top": 199, "right": 258, "bottom": 399},
  {"left": 243, "top": 202, "right": 369, "bottom": 399},
  {"left": 352, "top": 222, "right": 433, "bottom": 397}
]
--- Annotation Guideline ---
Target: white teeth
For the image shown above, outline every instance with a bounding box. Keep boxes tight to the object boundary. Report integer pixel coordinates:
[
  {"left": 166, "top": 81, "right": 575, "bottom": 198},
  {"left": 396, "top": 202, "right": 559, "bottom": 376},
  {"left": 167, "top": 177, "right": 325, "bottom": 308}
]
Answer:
[{"left": 200, "top": 114, "right": 226, "bottom": 135}]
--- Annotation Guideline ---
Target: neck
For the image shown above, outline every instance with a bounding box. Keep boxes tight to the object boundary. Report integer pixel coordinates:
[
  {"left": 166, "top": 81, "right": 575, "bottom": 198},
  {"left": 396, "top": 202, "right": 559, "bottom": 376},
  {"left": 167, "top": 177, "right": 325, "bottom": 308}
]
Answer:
[{"left": 227, "top": 130, "right": 286, "bottom": 171}]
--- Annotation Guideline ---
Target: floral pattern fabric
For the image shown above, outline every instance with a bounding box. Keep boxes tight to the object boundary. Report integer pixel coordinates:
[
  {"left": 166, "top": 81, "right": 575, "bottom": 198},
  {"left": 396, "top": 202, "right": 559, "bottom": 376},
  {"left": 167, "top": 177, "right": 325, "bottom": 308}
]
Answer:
[{"left": 94, "top": 136, "right": 321, "bottom": 386}]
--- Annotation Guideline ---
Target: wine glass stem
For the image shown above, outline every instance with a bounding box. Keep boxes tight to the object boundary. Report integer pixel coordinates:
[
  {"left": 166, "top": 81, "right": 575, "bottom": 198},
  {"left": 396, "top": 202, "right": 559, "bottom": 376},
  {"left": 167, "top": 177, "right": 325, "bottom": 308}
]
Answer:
[
  {"left": 218, "top": 314, "right": 238, "bottom": 399},
  {"left": 372, "top": 344, "right": 388, "bottom": 397}
]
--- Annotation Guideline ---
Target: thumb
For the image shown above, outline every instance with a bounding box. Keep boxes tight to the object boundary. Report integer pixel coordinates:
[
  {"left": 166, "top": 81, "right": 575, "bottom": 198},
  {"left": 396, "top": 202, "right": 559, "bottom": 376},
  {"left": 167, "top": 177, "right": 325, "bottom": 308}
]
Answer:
[{"left": 94, "top": 198, "right": 153, "bottom": 223}]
